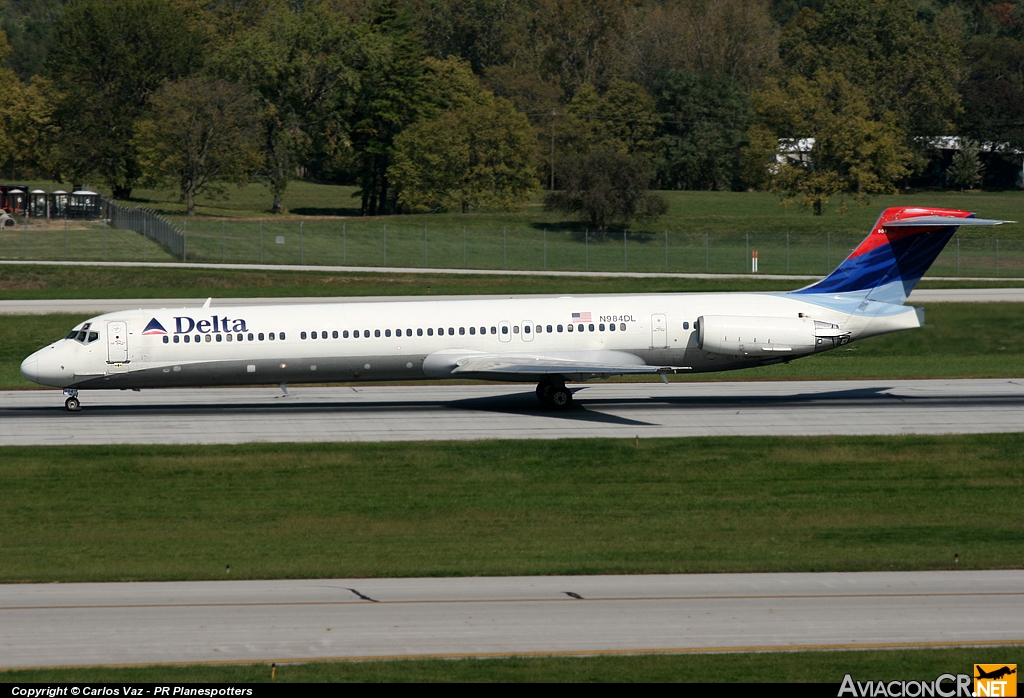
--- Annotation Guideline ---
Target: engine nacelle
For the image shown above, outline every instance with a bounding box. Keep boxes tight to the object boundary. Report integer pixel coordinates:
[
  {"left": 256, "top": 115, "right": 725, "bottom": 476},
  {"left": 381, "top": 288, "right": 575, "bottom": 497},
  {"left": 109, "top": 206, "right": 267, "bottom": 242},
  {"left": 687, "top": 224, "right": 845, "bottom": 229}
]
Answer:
[{"left": 697, "top": 315, "right": 846, "bottom": 357}]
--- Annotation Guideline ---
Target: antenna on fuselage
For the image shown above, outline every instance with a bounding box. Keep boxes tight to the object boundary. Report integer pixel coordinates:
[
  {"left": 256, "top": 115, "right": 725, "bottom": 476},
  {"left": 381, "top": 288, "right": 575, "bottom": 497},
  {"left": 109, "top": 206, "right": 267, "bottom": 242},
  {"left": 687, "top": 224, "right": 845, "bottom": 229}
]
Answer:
[{"left": 203, "top": 297, "right": 212, "bottom": 308}]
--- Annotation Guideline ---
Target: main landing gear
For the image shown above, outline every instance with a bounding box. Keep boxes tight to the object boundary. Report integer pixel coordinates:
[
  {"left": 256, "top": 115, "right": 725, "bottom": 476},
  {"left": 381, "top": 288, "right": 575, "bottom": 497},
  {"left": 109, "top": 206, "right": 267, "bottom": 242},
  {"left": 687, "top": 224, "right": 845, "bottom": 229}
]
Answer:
[
  {"left": 536, "top": 378, "right": 573, "bottom": 409},
  {"left": 63, "top": 388, "right": 81, "bottom": 412}
]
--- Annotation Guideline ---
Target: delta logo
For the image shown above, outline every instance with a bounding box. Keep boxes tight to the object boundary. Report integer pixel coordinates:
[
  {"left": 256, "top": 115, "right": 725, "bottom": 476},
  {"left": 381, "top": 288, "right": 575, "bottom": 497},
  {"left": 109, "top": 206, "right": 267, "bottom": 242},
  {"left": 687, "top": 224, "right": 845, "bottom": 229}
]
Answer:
[
  {"left": 173, "top": 315, "right": 248, "bottom": 334},
  {"left": 975, "top": 665, "right": 1017, "bottom": 697},
  {"left": 142, "top": 318, "right": 168, "bottom": 336}
]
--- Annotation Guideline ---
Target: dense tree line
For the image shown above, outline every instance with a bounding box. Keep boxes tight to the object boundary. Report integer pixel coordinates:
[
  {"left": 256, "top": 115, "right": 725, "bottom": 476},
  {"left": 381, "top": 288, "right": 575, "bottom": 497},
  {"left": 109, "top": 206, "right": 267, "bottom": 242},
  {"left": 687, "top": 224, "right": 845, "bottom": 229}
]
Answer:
[{"left": 0, "top": 0, "right": 1022, "bottom": 221}]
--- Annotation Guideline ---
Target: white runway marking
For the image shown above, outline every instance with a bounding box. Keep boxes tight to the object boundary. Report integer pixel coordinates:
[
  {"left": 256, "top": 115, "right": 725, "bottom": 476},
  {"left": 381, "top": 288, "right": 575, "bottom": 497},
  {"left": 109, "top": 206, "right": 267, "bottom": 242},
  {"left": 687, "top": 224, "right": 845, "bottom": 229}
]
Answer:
[{"left": 2, "top": 379, "right": 1023, "bottom": 445}]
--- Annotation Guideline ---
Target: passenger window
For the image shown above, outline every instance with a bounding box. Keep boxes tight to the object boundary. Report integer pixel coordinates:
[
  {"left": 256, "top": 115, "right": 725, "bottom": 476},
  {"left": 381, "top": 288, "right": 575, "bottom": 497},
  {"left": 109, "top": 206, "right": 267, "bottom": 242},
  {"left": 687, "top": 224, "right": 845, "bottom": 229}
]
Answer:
[
  {"left": 195, "top": 335, "right": 201, "bottom": 343},
  {"left": 459, "top": 327, "right": 465, "bottom": 335},
  {"left": 501, "top": 326, "right": 508, "bottom": 334},
  {"left": 216, "top": 334, "right": 223, "bottom": 342},
  {"left": 174, "top": 335, "right": 180, "bottom": 343},
  {"left": 205, "top": 335, "right": 212, "bottom": 342},
  {"left": 333, "top": 330, "right": 338, "bottom": 339},
  {"left": 589, "top": 324, "right": 595, "bottom": 332},
  {"left": 258, "top": 333, "right": 264, "bottom": 341},
  {"left": 406, "top": 329, "right": 412, "bottom": 337},
  {"left": 567, "top": 324, "right": 573, "bottom": 332},
  {"left": 470, "top": 327, "right": 476, "bottom": 335},
  {"left": 280, "top": 332, "right": 286, "bottom": 340},
  {"left": 480, "top": 327, "right": 486, "bottom": 335},
  {"left": 546, "top": 325, "right": 553, "bottom": 333},
  {"left": 609, "top": 323, "right": 615, "bottom": 331},
  {"left": 683, "top": 321, "right": 690, "bottom": 330},
  {"left": 237, "top": 334, "right": 243, "bottom": 341},
  {"left": 268, "top": 333, "right": 274, "bottom": 341},
  {"left": 301, "top": 332, "right": 307, "bottom": 339},
  {"left": 385, "top": 329, "right": 392, "bottom": 337},
  {"left": 599, "top": 323, "right": 605, "bottom": 331},
  {"left": 417, "top": 328, "right": 423, "bottom": 336},
  {"left": 524, "top": 325, "right": 531, "bottom": 334},
  {"left": 579, "top": 324, "right": 585, "bottom": 332},
  {"left": 248, "top": 333, "right": 254, "bottom": 341},
  {"left": 448, "top": 327, "right": 454, "bottom": 335},
  {"left": 163, "top": 336, "right": 169, "bottom": 344},
  {"left": 513, "top": 326, "right": 519, "bottom": 333},
  {"left": 184, "top": 336, "right": 190, "bottom": 343},
  {"left": 226, "top": 334, "right": 232, "bottom": 342},
  {"left": 490, "top": 327, "right": 496, "bottom": 334},
  {"left": 428, "top": 328, "right": 434, "bottom": 336},
  {"left": 375, "top": 330, "right": 381, "bottom": 338},
  {"left": 620, "top": 322, "right": 626, "bottom": 331},
  {"left": 344, "top": 330, "right": 350, "bottom": 338},
  {"left": 438, "top": 327, "right": 444, "bottom": 335}
]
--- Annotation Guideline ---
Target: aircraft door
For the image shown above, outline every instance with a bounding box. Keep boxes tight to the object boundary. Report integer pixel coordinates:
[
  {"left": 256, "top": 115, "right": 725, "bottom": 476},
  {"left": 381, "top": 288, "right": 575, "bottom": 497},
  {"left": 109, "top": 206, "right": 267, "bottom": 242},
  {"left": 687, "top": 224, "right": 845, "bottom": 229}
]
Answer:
[
  {"left": 106, "top": 321, "right": 129, "bottom": 363},
  {"left": 651, "top": 313, "right": 667, "bottom": 348},
  {"left": 499, "top": 321, "right": 511, "bottom": 342},
  {"left": 521, "top": 320, "right": 534, "bottom": 342}
]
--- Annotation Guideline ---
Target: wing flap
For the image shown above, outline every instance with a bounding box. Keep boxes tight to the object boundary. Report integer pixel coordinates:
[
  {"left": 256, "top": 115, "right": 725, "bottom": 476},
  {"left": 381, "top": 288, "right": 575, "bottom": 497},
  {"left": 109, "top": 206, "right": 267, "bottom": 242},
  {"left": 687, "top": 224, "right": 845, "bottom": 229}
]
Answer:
[{"left": 429, "top": 349, "right": 689, "bottom": 377}]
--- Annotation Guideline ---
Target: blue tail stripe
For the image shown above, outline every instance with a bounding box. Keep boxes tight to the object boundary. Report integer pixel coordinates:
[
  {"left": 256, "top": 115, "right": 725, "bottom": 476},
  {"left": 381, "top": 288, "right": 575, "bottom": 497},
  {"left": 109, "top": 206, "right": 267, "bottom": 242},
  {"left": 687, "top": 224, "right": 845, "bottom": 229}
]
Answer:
[{"left": 792, "top": 226, "right": 957, "bottom": 299}]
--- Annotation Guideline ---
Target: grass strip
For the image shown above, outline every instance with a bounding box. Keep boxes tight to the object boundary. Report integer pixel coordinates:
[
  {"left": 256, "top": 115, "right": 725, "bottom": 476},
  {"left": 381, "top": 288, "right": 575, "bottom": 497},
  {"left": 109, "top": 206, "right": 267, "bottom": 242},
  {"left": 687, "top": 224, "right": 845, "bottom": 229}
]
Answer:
[
  {"left": 3, "top": 303, "right": 1023, "bottom": 389},
  {"left": 1, "top": 434, "right": 1021, "bottom": 583},
  {"left": 2, "top": 647, "right": 1020, "bottom": 683},
  {"left": 3, "top": 263, "right": 1024, "bottom": 302}
]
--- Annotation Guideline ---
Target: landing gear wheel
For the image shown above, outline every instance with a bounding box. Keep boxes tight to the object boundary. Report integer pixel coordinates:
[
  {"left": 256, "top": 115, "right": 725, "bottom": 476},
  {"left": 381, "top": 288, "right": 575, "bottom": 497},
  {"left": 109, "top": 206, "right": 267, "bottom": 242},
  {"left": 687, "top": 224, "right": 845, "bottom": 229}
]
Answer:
[
  {"left": 65, "top": 396, "right": 81, "bottom": 412},
  {"left": 536, "top": 382, "right": 553, "bottom": 403},
  {"left": 537, "top": 379, "right": 572, "bottom": 409},
  {"left": 549, "top": 386, "right": 572, "bottom": 408}
]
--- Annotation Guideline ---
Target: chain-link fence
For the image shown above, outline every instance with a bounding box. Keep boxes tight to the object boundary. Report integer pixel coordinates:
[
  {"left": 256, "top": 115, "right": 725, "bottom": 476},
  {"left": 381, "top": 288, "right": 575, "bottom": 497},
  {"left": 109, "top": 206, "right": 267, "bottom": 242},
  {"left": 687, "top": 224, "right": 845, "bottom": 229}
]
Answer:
[{"left": 1, "top": 216, "right": 1022, "bottom": 277}]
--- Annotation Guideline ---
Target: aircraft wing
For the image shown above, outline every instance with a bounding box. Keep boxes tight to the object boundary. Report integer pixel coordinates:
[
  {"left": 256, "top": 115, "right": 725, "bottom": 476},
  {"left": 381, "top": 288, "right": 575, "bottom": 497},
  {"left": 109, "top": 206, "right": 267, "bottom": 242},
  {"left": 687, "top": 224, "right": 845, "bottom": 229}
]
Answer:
[{"left": 442, "top": 351, "right": 688, "bottom": 377}]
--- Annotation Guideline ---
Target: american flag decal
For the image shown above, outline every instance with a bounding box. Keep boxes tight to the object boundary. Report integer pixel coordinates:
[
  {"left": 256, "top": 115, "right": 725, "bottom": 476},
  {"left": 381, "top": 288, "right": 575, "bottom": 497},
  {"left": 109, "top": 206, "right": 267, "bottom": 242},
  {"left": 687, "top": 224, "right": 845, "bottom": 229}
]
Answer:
[{"left": 571, "top": 312, "right": 592, "bottom": 322}]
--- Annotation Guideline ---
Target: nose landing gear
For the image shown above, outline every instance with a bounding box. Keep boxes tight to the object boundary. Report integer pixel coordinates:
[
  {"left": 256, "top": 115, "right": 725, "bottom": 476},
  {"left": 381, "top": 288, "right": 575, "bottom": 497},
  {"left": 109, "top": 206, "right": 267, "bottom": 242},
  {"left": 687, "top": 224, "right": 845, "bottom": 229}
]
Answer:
[
  {"left": 63, "top": 388, "right": 81, "bottom": 412},
  {"left": 536, "top": 378, "right": 573, "bottom": 409}
]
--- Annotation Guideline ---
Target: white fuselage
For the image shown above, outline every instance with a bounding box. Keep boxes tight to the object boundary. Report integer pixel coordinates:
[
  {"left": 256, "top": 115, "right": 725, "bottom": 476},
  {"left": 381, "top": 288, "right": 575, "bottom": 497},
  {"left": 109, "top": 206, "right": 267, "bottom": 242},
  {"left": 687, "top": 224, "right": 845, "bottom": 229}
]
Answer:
[{"left": 20, "top": 292, "right": 923, "bottom": 391}]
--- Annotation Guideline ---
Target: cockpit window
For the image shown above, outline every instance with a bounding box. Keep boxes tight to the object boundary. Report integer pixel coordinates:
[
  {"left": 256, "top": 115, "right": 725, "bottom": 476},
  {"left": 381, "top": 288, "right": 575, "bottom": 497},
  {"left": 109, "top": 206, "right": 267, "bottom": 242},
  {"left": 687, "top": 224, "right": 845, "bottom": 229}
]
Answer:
[
  {"left": 66, "top": 330, "right": 79, "bottom": 340},
  {"left": 88, "top": 332, "right": 99, "bottom": 343},
  {"left": 76, "top": 331, "right": 87, "bottom": 342}
]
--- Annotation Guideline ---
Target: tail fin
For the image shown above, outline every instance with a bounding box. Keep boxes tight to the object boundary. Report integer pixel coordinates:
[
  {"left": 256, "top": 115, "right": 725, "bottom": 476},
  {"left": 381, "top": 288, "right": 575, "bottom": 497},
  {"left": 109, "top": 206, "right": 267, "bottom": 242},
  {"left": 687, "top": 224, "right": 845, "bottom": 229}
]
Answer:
[{"left": 791, "top": 207, "right": 1013, "bottom": 304}]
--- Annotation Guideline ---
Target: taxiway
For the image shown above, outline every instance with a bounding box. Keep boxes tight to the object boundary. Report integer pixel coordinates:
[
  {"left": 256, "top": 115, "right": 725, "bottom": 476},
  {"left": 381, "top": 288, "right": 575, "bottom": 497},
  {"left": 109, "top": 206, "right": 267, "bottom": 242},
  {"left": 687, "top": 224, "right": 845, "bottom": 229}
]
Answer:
[{"left": 2, "top": 379, "right": 1023, "bottom": 445}]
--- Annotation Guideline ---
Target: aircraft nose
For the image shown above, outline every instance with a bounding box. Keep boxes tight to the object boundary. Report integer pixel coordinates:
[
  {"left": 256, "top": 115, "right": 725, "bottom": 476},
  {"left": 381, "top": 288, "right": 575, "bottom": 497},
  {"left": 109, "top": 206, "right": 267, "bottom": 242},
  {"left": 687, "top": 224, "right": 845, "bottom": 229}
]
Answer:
[{"left": 20, "top": 356, "right": 38, "bottom": 383}]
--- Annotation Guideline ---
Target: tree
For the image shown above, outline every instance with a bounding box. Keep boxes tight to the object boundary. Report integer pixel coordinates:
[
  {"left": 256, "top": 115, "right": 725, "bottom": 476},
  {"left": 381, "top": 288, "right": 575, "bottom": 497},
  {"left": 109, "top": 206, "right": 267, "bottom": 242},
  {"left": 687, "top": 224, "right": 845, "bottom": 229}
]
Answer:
[
  {"left": 544, "top": 148, "right": 668, "bottom": 233},
  {"left": 213, "top": 4, "right": 358, "bottom": 213},
  {"left": 748, "top": 70, "right": 912, "bottom": 215},
  {"left": 44, "top": 0, "right": 205, "bottom": 198},
  {"left": 0, "top": 29, "right": 55, "bottom": 179},
  {"left": 389, "top": 95, "right": 538, "bottom": 213},
  {"left": 347, "top": 3, "right": 434, "bottom": 215},
  {"left": 626, "top": 0, "right": 778, "bottom": 91},
  {"left": 947, "top": 138, "right": 984, "bottom": 191},
  {"left": 778, "top": 0, "right": 962, "bottom": 140},
  {"left": 134, "top": 78, "right": 262, "bottom": 215},
  {"left": 654, "top": 71, "right": 751, "bottom": 190}
]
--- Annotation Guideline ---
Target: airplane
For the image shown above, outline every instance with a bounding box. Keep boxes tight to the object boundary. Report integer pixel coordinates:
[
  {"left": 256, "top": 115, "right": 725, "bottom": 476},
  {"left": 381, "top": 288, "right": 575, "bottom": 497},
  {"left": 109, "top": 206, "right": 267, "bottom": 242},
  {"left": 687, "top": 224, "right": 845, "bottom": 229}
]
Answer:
[
  {"left": 976, "top": 666, "right": 1017, "bottom": 681},
  {"left": 20, "top": 206, "right": 1013, "bottom": 412}
]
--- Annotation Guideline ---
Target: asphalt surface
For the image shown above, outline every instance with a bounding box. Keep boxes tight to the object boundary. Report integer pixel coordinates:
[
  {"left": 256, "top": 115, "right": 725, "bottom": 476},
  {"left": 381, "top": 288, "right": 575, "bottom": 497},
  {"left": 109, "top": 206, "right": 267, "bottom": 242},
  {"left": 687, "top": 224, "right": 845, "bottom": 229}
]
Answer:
[
  {"left": 2, "top": 571, "right": 1021, "bottom": 668},
  {"left": 2, "top": 379, "right": 1023, "bottom": 445},
  {"left": 1, "top": 288, "right": 1022, "bottom": 315}
]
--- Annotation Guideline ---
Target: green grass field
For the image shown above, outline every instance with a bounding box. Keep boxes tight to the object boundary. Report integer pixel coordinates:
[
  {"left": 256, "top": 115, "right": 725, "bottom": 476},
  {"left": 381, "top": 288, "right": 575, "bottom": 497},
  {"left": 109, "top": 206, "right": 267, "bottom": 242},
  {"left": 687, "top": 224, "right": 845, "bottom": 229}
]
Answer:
[
  {"left": 1, "top": 434, "right": 1021, "bottom": 583},
  {"left": 2, "top": 647, "right": 1016, "bottom": 683},
  {"left": 4, "top": 184, "right": 1022, "bottom": 274},
  {"left": 3, "top": 302, "right": 1022, "bottom": 389}
]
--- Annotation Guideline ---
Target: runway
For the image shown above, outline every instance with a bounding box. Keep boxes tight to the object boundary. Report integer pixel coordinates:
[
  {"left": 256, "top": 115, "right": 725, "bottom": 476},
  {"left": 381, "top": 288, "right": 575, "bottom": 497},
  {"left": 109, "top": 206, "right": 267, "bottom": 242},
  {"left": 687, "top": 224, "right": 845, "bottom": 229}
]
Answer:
[
  {"left": 2, "top": 379, "right": 1023, "bottom": 445},
  {"left": 2, "top": 571, "right": 1021, "bottom": 669},
  {"left": 1, "top": 288, "right": 1022, "bottom": 315}
]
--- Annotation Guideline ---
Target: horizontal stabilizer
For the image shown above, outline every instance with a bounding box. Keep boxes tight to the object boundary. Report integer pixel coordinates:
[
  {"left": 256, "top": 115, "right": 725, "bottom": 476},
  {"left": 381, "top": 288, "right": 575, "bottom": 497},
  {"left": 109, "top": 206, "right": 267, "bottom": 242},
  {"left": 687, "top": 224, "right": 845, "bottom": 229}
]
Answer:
[{"left": 882, "top": 216, "right": 1013, "bottom": 228}]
